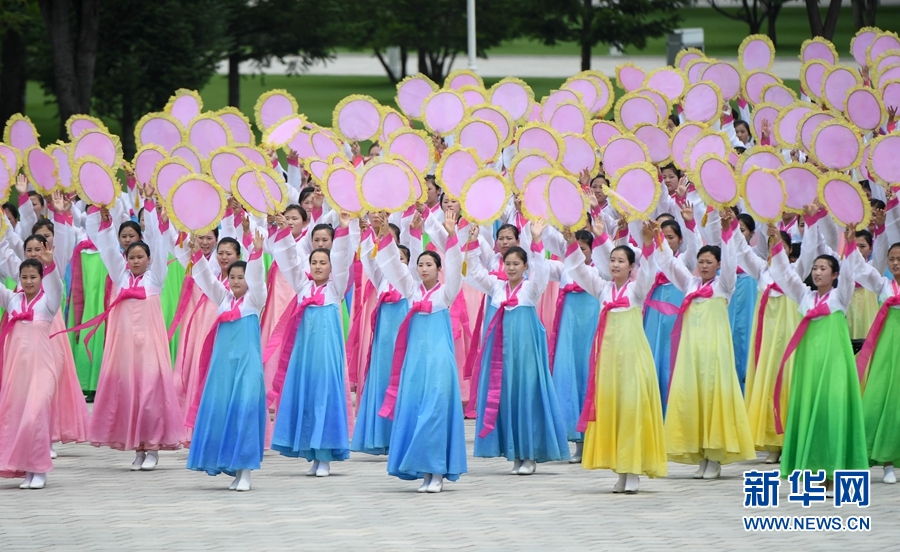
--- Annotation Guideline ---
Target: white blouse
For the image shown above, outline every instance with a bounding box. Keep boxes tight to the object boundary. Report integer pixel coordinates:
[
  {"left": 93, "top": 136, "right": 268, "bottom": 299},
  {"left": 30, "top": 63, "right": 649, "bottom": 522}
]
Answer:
[
  {"left": 375, "top": 232, "right": 463, "bottom": 312},
  {"left": 191, "top": 250, "right": 267, "bottom": 318}
]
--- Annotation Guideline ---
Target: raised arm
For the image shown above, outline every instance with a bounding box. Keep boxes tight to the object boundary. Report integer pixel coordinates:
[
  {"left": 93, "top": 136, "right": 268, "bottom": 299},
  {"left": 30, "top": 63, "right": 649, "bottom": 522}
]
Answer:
[
  {"left": 374, "top": 232, "right": 418, "bottom": 298},
  {"left": 732, "top": 224, "right": 766, "bottom": 280},
  {"left": 328, "top": 214, "right": 355, "bottom": 296},
  {"left": 441, "top": 232, "right": 465, "bottom": 305},
  {"left": 269, "top": 225, "right": 305, "bottom": 295},
  {"left": 717, "top": 214, "right": 739, "bottom": 297},
  {"left": 87, "top": 207, "right": 127, "bottom": 281},
  {"left": 189, "top": 248, "right": 230, "bottom": 306},
  {"left": 141, "top": 199, "right": 169, "bottom": 286},
  {"left": 655, "top": 239, "right": 694, "bottom": 294},
  {"left": 523, "top": 236, "right": 550, "bottom": 304},
  {"left": 38, "top": 249, "right": 63, "bottom": 317},
  {"left": 836, "top": 230, "right": 863, "bottom": 308},
  {"left": 245, "top": 232, "right": 267, "bottom": 311},
  {"left": 769, "top": 241, "right": 811, "bottom": 305},
  {"left": 563, "top": 238, "right": 607, "bottom": 299}
]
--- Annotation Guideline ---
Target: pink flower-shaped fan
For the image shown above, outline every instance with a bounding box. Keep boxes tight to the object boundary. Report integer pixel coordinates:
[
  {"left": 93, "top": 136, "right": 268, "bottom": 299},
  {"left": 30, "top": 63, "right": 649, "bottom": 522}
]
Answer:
[
  {"left": 777, "top": 164, "right": 821, "bottom": 213},
  {"left": 693, "top": 155, "right": 739, "bottom": 206},
  {"left": 687, "top": 60, "right": 710, "bottom": 84},
  {"left": 562, "top": 77, "right": 601, "bottom": 113},
  {"left": 881, "top": 79, "right": 900, "bottom": 112},
  {"left": 188, "top": 116, "right": 230, "bottom": 158},
  {"left": 737, "top": 147, "right": 783, "bottom": 176},
  {"left": 232, "top": 166, "right": 288, "bottom": 216},
  {"left": 670, "top": 123, "right": 705, "bottom": 171},
  {"left": 460, "top": 171, "right": 510, "bottom": 225},
  {"left": 643, "top": 67, "right": 687, "bottom": 102},
  {"left": 633, "top": 124, "right": 672, "bottom": 165},
  {"left": 546, "top": 174, "right": 588, "bottom": 230},
  {"left": 741, "top": 168, "right": 785, "bottom": 223},
  {"left": 334, "top": 95, "right": 383, "bottom": 142},
  {"left": 445, "top": 70, "right": 483, "bottom": 90},
  {"left": 590, "top": 120, "right": 622, "bottom": 150},
  {"left": 561, "top": 134, "right": 597, "bottom": 175},
  {"left": 423, "top": 90, "right": 466, "bottom": 135},
  {"left": 686, "top": 132, "right": 728, "bottom": 172},
  {"left": 133, "top": 145, "right": 166, "bottom": 187},
  {"left": 306, "top": 158, "right": 327, "bottom": 185},
  {"left": 153, "top": 158, "right": 193, "bottom": 200},
  {"left": 875, "top": 65, "right": 900, "bottom": 89},
  {"left": 0, "top": 158, "right": 10, "bottom": 201},
  {"left": 435, "top": 145, "right": 479, "bottom": 199},
  {"left": 852, "top": 28, "right": 879, "bottom": 66},
  {"left": 208, "top": 149, "right": 248, "bottom": 194},
  {"left": 380, "top": 108, "right": 408, "bottom": 143},
  {"left": 311, "top": 131, "right": 341, "bottom": 159},
  {"left": 472, "top": 105, "right": 513, "bottom": 144},
  {"left": 867, "top": 32, "right": 900, "bottom": 64},
  {"left": 751, "top": 104, "right": 780, "bottom": 147},
  {"left": 460, "top": 86, "right": 488, "bottom": 108},
  {"left": 739, "top": 35, "right": 775, "bottom": 71},
  {"left": 868, "top": 134, "right": 900, "bottom": 184},
  {"left": 73, "top": 129, "right": 121, "bottom": 168},
  {"left": 676, "top": 49, "right": 704, "bottom": 72},
  {"left": 615, "top": 94, "right": 660, "bottom": 130},
  {"left": 701, "top": 61, "right": 741, "bottom": 100},
  {"left": 286, "top": 129, "right": 315, "bottom": 159},
  {"left": 3, "top": 115, "right": 39, "bottom": 150},
  {"left": 262, "top": 115, "right": 305, "bottom": 148},
  {"left": 359, "top": 159, "right": 415, "bottom": 213},
  {"left": 761, "top": 83, "right": 797, "bottom": 107},
  {"left": 582, "top": 72, "right": 614, "bottom": 116},
  {"left": 396, "top": 75, "right": 438, "bottom": 120},
  {"left": 875, "top": 53, "right": 900, "bottom": 76},
  {"left": 47, "top": 144, "right": 72, "bottom": 191},
  {"left": 0, "top": 145, "right": 20, "bottom": 177},
  {"left": 509, "top": 151, "right": 553, "bottom": 192},
  {"left": 800, "top": 61, "right": 829, "bottom": 101},
  {"left": 548, "top": 102, "right": 588, "bottom": 135},
  {"left": 517, "top": 125, "right": 563, "bottom": 161},
  {"left": 321, "top": 165, "right": 363, "bottom": 215},
  {"left": 801, "top": 38, "right": 838, "bottom": 64},
  {"left": 217, "top": 108, "right": 254, "bottom": 145},
  {"left": 608, "top": 163, "right": 660, "bottom": 220},
  {"left": 636, "top": 89, "right": 670, "bottom": 121},
  {"left": 490, "top": 78, "right": 533, "bottom": 122},
  {"left": 820, "top": 174, "right": 869, "bottom": 229},
  {"left": 541, "top": 90, "right": 580, "bottom": 123},
  {"left": 171, "top": 144, "right": 203, "bottom": 173},
  {"left": 395, "top": 157, "right": 426, "bottom": 205},
  {"left": 24, "top": 147, "right": 58, "bottom": 193},
  {"left": 743, "top": 71, "right": 780, "bottom": 105},
  {"left": 384, "top": 128, "right": 432, "bottom": 176},
  {"left": 682, "top": 81, "right": 721, "bottom": 124},
  {"left": 823, "top": 67, "right": 861, "bottom": 112},
  {"left": 602, "top": 135, "right": 649, "bottom": 178},
  {"left": 799, "top": 112, "right": 835, "bottom": 151},
  {"left": 774, "top": 103, "right": 812, "bottom": 148},
  {"left": 521, "top": 170, "right": 552, "bottom": 220},
  {"left": 525, "top": 101, "right": 542, "bottom": 123},
  {"left": 165, "top": 90, "right": 202, "bottom": 128},
  {"left": 237, "top": 146, "right": 268, "bottom": 167},
  {"left": 167, "top": 175, "right": 226, "bottom": 235},
  {"left": 136, "top": 113, "right": 183, "bottom": 152},
  {"left": 74, "top": 157, "right": 118, "bottom": 207},
  {"left": 457, "top": 119, "right": 501, "bottom": 162},
  {"left": 616, "top": 64, "right": 645, "bottom": 93},
  {"left": 254, "top": 90, "right": 298, "bottom": 131},
  {"left": 846, "top": 86, "right": 885, "bottom": 132},
  {"left": 66, "top": 115, "right": 105, "bottom": 141}
]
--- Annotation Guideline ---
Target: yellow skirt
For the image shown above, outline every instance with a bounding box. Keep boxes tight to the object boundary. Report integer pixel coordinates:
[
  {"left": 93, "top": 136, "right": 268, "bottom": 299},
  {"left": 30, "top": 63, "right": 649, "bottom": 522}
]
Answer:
[
  {"left": 665, "top": 298, "right": 756, "bottom": 465},
  {"left": 745, "top": 294, "right": 802, "bottom": 451},
  {"left": 847, "top": 287, "right": 878, "bottom": 340},
  {"left": 582, "top": 309, "right": 667, "bottom": 477}
]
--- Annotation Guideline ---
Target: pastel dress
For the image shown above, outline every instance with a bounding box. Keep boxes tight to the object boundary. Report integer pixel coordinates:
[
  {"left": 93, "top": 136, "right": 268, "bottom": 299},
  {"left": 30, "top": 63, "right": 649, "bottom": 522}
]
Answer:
[
  {"left": 728, "top": 263, "right": 759, "bottom": 394},
  {"left": 374, "top": 233, "right": 467, "bottom": 482},
  {"left": 768, "top": 241, "right": 868, "bottom": 478},
  {"left": 68, "top": 238, "right": 108, "bottom": 392},
  {"left": 0, "top": 261, "right": 64, "bottom": 479},
  {"left": 268, "top": 225, "right": 353, "bottom": 463},
  {"left": 563, "top": 239, "right": 667, "bottom": 476},
  {"left": 84, "top": 202, "right": 185, "bottom": 451},
  {"left": 186, "top": 250, "right": 267, "bottom": 477},
  {"left": 846, "top": 228, "right": 888, "bottom": 340},
  {"left": 655, "top": 232, "right": 756, "bottom": 466},
  {"left": 350, "top": 229, "right": 413, "bottom": 455},
  {"left": 467, "top": 240, "right": 570, "bottom": 463}
]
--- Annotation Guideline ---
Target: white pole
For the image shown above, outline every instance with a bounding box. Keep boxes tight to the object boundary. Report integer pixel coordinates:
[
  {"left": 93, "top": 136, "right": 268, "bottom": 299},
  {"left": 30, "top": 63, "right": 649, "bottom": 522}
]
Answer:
[{"left": 467, "top": 0, "right": 477, "bottom": 71}]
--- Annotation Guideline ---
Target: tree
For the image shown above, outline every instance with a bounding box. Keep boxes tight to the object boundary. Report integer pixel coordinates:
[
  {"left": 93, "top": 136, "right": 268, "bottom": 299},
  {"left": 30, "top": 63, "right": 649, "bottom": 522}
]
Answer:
[
  {"left": 0, "top": 0, "right": 35, "bottom": 125},
  {"left": 519, "top": 0, "right": 686, "bottom": 72},
  {"left": 851, "top": 0, "right": 877, "bottom": 30},
  {"left": 707, "top": 0, "right": 787, "bottom": 46},
  {"left": 806, "top": 0, "right": 842, "bottom": 41}
]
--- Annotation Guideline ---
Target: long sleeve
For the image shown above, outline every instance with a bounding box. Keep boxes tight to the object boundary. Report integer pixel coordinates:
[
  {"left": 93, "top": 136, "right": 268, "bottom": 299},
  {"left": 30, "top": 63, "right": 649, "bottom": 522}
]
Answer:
[
  {"left": 0, "top": 236, "right": 21, "bottom": 280},
  {"left": 246, "top": 249, "right": 267, "bottom": 311},
  {"left": 87, "top": 211, "right": 126, "bottom": 283},
  {"left": 190, "top": 252, "right": 229, "bottom": 306},
  {"left": 522, "top": 241, "right": 549, "bottom": 304},
  {"left": 717, "top": 229, "right": 738, "bottom": 297},
  {"left": 0, "top": 278, "right": 14, "bottom": 311},
  {"left": 41, "top": 261, "right": 64, "bottom": 316},
  {"left": 374, "top": 233, "right": 418, "bottom": 298},
  {"left": 464, "top": 244, "right": 497, "bottom": 295},
  {"left": 142, "top": 200, "right": 169, "bottom": 286},
  {"left": 632, "top": 245, "right": 656, "bottom": 302},
  {"left": 753, "top": 222, "right": 771, "bottom": 260},
  {"left": 872, "top": 229, "right": 890, "bottom": 277},
  {"left": 329, "top": 226, "right": 354, "bottom": 296},
  {"left": 564, "top": 242, "right": 608, "bottom": 299},
  {"left": 732, "top": 229, "right": 767, "bottom": 280},
  {"left": 836, "top": 244, "right": 862, "bottom": 307},
  {"left": 854, "top": 250, "right": 891, "bottom": 297},
  {"left": 269, "top": 228, "right": 304, "bottom": 295},
  {"left": 16, "top": 194, "right": 37, "bottom": 241},
  {"left": 591, "top": 234, "right": 613, "bottom": 281},
  {"left": 358, "top": 230, "right": 385, "bottom": 291},
  {"left": 442, "top": 234, "right": 464, "bottom": 304},
  {"left": 655, "top": 240, "right": 694, "bottom": 293},
  {"left": 423, "top": 210, "right": 449, "bottom": 252},
  {"left": 681, "top": 222, "right": 700, "bottom": 272},
  {"left": 769, "top": 244, "right": 811, "bottom": 305},
  {"left": 51, "top": 211, "right": 75, "bottom": 273}
]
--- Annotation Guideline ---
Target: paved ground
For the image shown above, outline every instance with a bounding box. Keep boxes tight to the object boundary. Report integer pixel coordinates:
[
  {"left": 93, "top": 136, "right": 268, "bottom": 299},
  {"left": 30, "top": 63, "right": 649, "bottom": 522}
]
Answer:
[{"left": 1, "top": 419, "right": 897, "bottom": 550}]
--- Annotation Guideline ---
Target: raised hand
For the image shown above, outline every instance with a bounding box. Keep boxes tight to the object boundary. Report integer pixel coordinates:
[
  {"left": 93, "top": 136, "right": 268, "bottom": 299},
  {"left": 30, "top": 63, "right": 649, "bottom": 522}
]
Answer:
[
  {"left": 99, "top": 207, "right": 111, "bottom": 223},
  {"left": 562, "top": 229, "right": 575, "bottom": 244},
  {"left": 578, "top": 168, "right": 591, "bottom": 189},
  {"left": 241, "top": 211, "right": 250, "bottom": 233},
  {"left": 15, "top": 174, "right": 27, "bottom": 195},
  {"left": 592, "top": 215, "right": 606, "bottom": 237},
  {"left": 350, "top": 141, "right": 361, "bottom": 159},
  {"left": 339, "top": 211, "right": 351, "bottom": 229},
  {"left": 641, "top": 220, "right": 658, "bottom": 246},
  {"left": 873, "top": 207, "right": 886, "bottom": 227},
  {"left": 676, "top": 176, "right": 689, "bottom": 198},
  {"left": 888, "top": 106, "right": 897, "bottom": 127},
  {"left": 410, "top": 211, "right": 423, "bottom": 231},
  {"left": 530, "top": 217, "right": 546, "bottom": 243},
  {"left": 444, "top": 210, "right": 458, "bottom": 237},
  {"left": 680, "top": 201, "right": 694, "bottom": 222},
  {"left": 188, "top": 235, "right": 200, "bottom": 254},
  {"left": 845, "top": 223, "right": 857, "bottom": 244},
  {"left": 252, "top": 229, "right": 265, "bottom": 252},
  {"left": 50, "top": 191, "right": 66, "bottom": 213},
  {"left": 803, "top": 200, "right": 822, "bottom": 218},
  {"left": 287, "top": 150, "right": 299, "bottom": 165},
  {"left": 39, "top": 246, "right": 54, "bottom": 266},
  {"left": 274, "top": 213, "right": 286, "bottom": 229},
  {"left": 761, "top": 119, "right": 771, "bottom": 142}
]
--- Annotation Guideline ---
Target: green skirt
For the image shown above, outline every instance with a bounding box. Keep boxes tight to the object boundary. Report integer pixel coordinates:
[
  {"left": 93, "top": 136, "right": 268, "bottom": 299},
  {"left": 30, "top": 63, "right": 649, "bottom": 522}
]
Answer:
[
  {"left": 862, "top": 308, "right": 900, "bottom": 465},
  {"left": 781, "top": 312, "right": 868, "bottom": 479},
  {"left": 69, "top": 251, "right": 108, "bottom": 392},
  {"left": 160, "top": 255, "right": 186, "bottom": 362}
]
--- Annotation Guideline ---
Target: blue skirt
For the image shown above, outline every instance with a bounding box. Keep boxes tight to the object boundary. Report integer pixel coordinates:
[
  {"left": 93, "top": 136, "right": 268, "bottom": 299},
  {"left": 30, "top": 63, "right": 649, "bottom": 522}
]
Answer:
[
  {"left": 474, "top": 306, "right": 570, "bottom": 462},
  {"left": 550, "top": 291, "right": 600, "bottom": 442},
  {"left": 187, "top": 315, "right": 267, "bottom": 476},
  {"left": 351, "top": 299, "right": 409, "bottom": 455},
  {"left": 272, "top": 304, "right": 350, "bottom": 462},
  {"left": 387, "top": 309, "right": 467, "bottom": 481},
  {"left": 643, "top": 282, "right": 684, "bottom": 416},
  {"left": 728, "top": 272, "right": 758, "bottom": 394}
]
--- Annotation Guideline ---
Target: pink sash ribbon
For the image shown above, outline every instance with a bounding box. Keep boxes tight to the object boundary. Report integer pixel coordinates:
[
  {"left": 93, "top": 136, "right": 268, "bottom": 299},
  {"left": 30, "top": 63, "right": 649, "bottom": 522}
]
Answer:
[
  {"left": 167, "top": 274, "right": 196, "bottom": 340},
  {"left": 463, "top": 267, "right": 506, "bottom": 381},
  {"left": 548, "top": 283, "right": 585, "bottom": 374},
  {"left": 667, "top": 282, "right": 714, "bottom": 397},
  {"left": 265, "top": 286, "right": 326, "bottom": 407},
  {"left": 753, "top": 282, "right": 783, "bottom": 369},
  {"left": 356, "top": 287, "right": 402, "bottom": 407},
  {"left": 855, "top": 282, "right": 900, "bottom": 385},
  {"left": 67, "top": 239, "right": 96, "bottom": 337},
  {"left": 643, "top": 272, "right": 679, "bottom": 316},
  {"left": 0, "top": 292, "right": 41, "bottom": 389},
  {"left": 346, "top": 275, "right": 373, "bottom": 387},
  {"left": 378, "top": 297, "right": 437, "bottom": 420},
  {"left": 773, "top": 295, "right": 831, "bottom": 434}
]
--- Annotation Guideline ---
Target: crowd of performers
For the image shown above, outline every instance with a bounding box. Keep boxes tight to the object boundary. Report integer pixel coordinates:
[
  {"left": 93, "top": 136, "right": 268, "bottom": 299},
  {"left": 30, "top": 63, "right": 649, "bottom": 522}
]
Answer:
[{"left": 1, "top": 106, "right": 899, "bottom": 497}]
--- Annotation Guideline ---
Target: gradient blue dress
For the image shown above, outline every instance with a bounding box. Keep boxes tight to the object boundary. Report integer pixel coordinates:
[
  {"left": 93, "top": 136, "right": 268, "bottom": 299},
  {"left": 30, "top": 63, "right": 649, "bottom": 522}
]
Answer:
[
  {"left": 728, "top": 270, "right": 758, "bottom": 393},
  {"left": 643, "top": 280, "right": 684, "bottom": 416}
]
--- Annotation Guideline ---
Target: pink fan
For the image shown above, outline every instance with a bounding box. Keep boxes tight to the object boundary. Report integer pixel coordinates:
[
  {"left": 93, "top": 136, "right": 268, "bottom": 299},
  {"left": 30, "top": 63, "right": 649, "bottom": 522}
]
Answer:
[
  {"left": 0, "top": 145, "right": 20, "bottom": 177},
  {"left": 490, "top": 78, "right": 533, "bottom": 122},
  {"left": 445, "top": 70, "right": 482, "bottom": 90},
  {"left": 66, "top": 115, "right": 105, "bottom": 140},
  {"left": 694, "top": 155, "right": 739, "bottom": 206},
  {"left": 237, "top": 146, "right": 268, "bottom": 167},
  {"left": 616, "top": 94, "right": 660, "bottom": 130},
  {"left": 701, "top": 61, "right": 741, "bottom": 100},
  {"left": 728, "top": 151, "right": 740, "bottom": 168},
  {"left": 133, "top": 145, "right": 166, "bottom": 187},
  {"left": 4, "top": 115, "right": 39, "bottom": 150},
  {"left": 208, "top": 149, "right": 248, "bottom": 194},
  {"left": 751, "top": 104, "right": 780, "bottom": 147},
  {"left": 774, "top": 103, "right": 812, "bottom": 148},
  {"left": 741, "top": 168, "right": 785, "bottom": 223},
  {"left": 311, "top": 131, "right": 341, "bottom": 159},
  {"left": 254, "top": 90, "right": 298, "bottom": 131},
  {"left": 686, "top": 132, "right": 728, "bottom": 172},
  {"left": 47, "top": 144, "right": 72, "bottom": 191},
  {"left": 875, "top": 53, "right": 900, "bottom": 76},
  {"left": 262, "top": 115, "right": 305, "bottom": 148},
  {"left": 562, "top": 77, "right": 601, "bottom": 113},
  {"left": 167, "top": 175, "right": 226, "bottom": 234},
  {"left": 590, "top": 120, "right": 622, "bottom": 150},
  {"left": 0, "top": 158, "right": 10, "bottom": 200},
  {"left": 472, "top": 105, "right": 513, "bottom": 144},
  {"left": 380, "top": 108, "right": 408, "bottom": 143},
  {"left": 154, "top": 159, "right": 193, "bottom": 200},
  {"left": 636, "top": 89, "right": 670, "bottom": 121},
  {"left": 217, "top": 108, "right": 254, "bottom": 145},
  {"left": 384, "top": 128, "right": 432, "bottom": 176},
  {"left": 457, "top": 119, "right": 501, "bottom": 162},
  {"left": 166, "top": 91, "right": 202, "bottom": 128},
  {"left": 286, "top": 129, "right": 315, "bottom": 159},
  {"left": 761, "top": 83, "right": 796, "bottom": 107},
  {"left": 823, "top": 67, "right": 860, "bottom": 112},
  {"left": 321, "top": 165, "right": 363, "bottom": 215},
  {"left": 541, "top": 90, "right": 581, "bottom": 123},
  {"left": 740, "top": 36, "right": 775, "bottom": 71},
  {"left": 136, "top": 113, "right": 183, "bottom": 151},
  {"left": 548, "top": 102, "right": 588, "bottom": 135},
  {"left": 460, "top": 171, "right": 510, "bottom": 225},
  {"left": 306, "top": 158, "right": 328, "bottom": 185},
  {"left": 801, "top": 38, "right": 838, "bottom": 64},
  {"left": 633, "top": 124, "right": 672, "bottom": 165},
  {"left": 860, "top": 142, "right": 873, "bottom": 180},
  {"left": 820, "top": 174, "right": 869, "bottom": 228},
  {"left": 334, "top": 96, "right": 383, "bottom": 142},
  {"left": 799, "top": 112, "right": 835, "bottom": 151},
  {"left": 643, "top": 67, "right": 687, "bottom": 102},
  {"left": 882, "top": 79, "right": 900, "bottom": 111},
  {"left": 602, "top": 135, "right": 649, "bottom": 178},
  {"left": 583, "top": 73, "right": 614, "bottom": 116},
  {"left": 436, "top": 146, "right": 479, "bottom": 199},
  {"left": 460, "top": 86, "right": 489, "bottom": 108},
  {"left": 738, "top": 147, "right": 783, "bottom": 176},
  {"left": 670, "top": 123, "right": 705, "bottom": 171},
  {"left": 188, "top": 116, "right": 230, "bottom": 158},
  {"left": 846, "top": 87, "right": 885, "bottom": 132},
  {"left": 517, "top": 125, "right": 563, "bottom": 161},
  {"left": 800, "top": 61, "right": 829, "bottom": 101},
  {"left": 359, "top": 160, "right": 414, "bottom": 213},
  {"left": 869, "top": 134, "right": 900, "bottom": 184},
  {"left": 876, "top": 66, "right": 900, "bottom": 89},
  {"left": 73, "top": 129, "right": 121, "bottom": 167},
  {"left": 777, "top": 164, "right": 820, "bottom": 213},
  {"left": 743, "top": 71, "right": 780, "bottom": 105},
  {"left": 682, "top": 81, "right": 721, "bottom": 124},
  {"left": 868, "top": 32, "right": 900, "bottom": 64},
  {"left": 676, "top": 49, "right": 704, "bottom": 72},
  {"left": 396, "top": 75, "right": 438, "bottom": 120},
  {"left": 525, "top": 101, "right": 542, "bottom": 123},
  {"left": 24, "top": 147, "right": 58, "bottom": 193},
  {"left": 852, "top": 28, "right": 879, "bottom": 66},
  {"left": 561, "top": 133, "right": 597, "bottom": 175},
  {"left": 423, "top": 90, "right": 466, "bottom": 135},
  {"left": 687, "top": 60, "right": 710, "bottom": 85},
  {"left": 547, "top": 174, "right": 587, "bottom": 229},
  {"left": 616, "top": 64, "right": 646, "bottom": 93},
  {"left": 608, "top": 163, "right": 660, "bottom": 220},
  {"left": 233, "top": 167, "right": 287, "bottom": 216},
  {"left": 74, "top": 158, "right": 118, "bottom": 207},
  {"left": 171, "top": 144, "right": 203, "bottom": 173},
  {"left": 510, "top": 151, "right": 553, "bottom": 192},
  {"left": 521, "top": 170, "right": 552, "bottom": 220}
]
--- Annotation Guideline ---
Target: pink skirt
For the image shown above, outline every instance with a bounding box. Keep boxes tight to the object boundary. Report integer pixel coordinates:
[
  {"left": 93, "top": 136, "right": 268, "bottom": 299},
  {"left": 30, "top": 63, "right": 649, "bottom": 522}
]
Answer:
[
  {"left": 347, "top": 278, "right": 376, "bottom": 401},
  {"left": 172, "top": 284, "right": 219, "bottom": 434},
  {"left": 0, "top": 321, "right": 58, "bottom": 478},
  {"left": 538, "top": 280, "right": 559, "bottom": 338},
  {"left": 260, "top": 264, "right": 297, "bottom": 448},
  {"left": 49, "top": 312, "right": 90, "bottom": 443},
  {"left": 89, "top": 295, "right": 184, "bottom": 451}
]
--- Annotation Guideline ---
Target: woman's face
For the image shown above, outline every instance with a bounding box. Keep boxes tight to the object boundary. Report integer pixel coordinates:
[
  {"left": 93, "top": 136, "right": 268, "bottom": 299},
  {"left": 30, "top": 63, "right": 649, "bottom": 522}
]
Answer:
[
  {"left": 735, "top": 124, "right": 750, "bottom": 145},
  {"left": 661, "top": 169, "right": 679, "bottom": 195},
  {"left": 739, "top": 220, "right": 753, "bottom": 244},
  {"left": 856, "top": 236, "right": 872, "bottom": 259},
  {"left": 228, "top": 267, "right": 248, "bottom": 298},
  {"left": 309, "top": 251, "right": 332, "bottom": 284},
  {"left": 663, "top": 226, "right": 681, "bottom": 252},
  {"left": 19, "top": 266, "right": 42, "bottom": 298},
  {"left": 312, "top": 229, "right": 333, "bottom": 250},
  {"left": 417, "top": 255, "right": 439, "bottom": 284},
  {"left": 127, "top": 246, "right": 151, "bottom": 276},
  {"left": 442, "top": 195, "right": 460, "bottom": 216},
  {"left": 504, "top": 253, "right": 527, "bottom": 283},
  {"left": 217, "top": 243, "right": 240, "bottom": 273},
  {"left": 608, "top": 249, "right": 633, "bottom": 281},
  {"left": 811, "top": 259, "right": 837, "bottom": 289},
  {"left": 697, "top": 251, "right": 720, "bottom": 282},
  {"left": 579, "top": 241, "right": 592, "bottom": 265},
  {"left": 35, "top": 227, "right": 54, "bottom": 249},
  {"left": 197, "top": 232, "right": 217, "bottom": 256},
  {"left": 119, "top": 227, "right": 141, "bottom": 249},
  {"left": 495, "top": 228, "right": 518, "bottom": 254},
  {"left": 284, "top": 208, "right": 306, "bottom": 237}
]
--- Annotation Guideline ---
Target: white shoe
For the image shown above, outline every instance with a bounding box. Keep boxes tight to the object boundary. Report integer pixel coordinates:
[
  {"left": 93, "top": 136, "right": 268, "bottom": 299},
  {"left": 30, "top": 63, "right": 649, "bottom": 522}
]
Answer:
[
  {"left": 131, "top": 451, "right": 147, "bottom": 471},
  {"left": 703, "top": 460, "right": 721, "bottom": 480},
  {"left": 569, "top": 442, "right": 583, "bottom": 464},
  {"left": 417, "top": 473, "right": 433, "bottom": 493},
  {"left": 426, "top": 475, "right": 443, "bottom": 493},
  {"left": 29, "top": 473, "right": 46, "bottom": 489},
  {"left": 764, "top": 451, "right": 780, "bottom": 464},
  {"left": 884, "top": 466, "right": 896, "bottom": 484},
  {"left": 306, "top": 460, "right": 320, "bottom": 476},
  {"left": 316, "top": 461, "right": 330, "bottom": 477},
  {"left": 140, "top": 451, "right": 159, "bottom": 471},
  {"left": 624, "top": 474, "right": 639, "bottom": 493},
  {"left": 613, "top": 473, "right": 627, "bottom": 493},
  {"left": 518, "top": 460, "right": 536, "bottom": 475},
  {"left": 19, "top": 473, "right": 33, "bottom": 489},
  {"left": 229, "top": 474, "right": 240, "bottom": 490},
  {"left": 50, "top": 446, "right": 57, "bottom": 460},
  {"left": 693, "top": 459, "right": 709, "bottom": 479},
  {"left": 235, "top": 470, "right": 251, "bottom": 492},
  {"left": 511, "top": 459, "right": 523, "bottom": 474},
  {"left": 826, "top": 488, "right": 835, "bottom": 499}
]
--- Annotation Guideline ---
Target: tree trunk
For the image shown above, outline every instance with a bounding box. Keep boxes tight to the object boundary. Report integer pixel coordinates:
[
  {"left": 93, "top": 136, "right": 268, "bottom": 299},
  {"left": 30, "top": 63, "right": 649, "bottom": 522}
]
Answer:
[
  {"left": 821, "top": 0, "right": 842, "bottom": 40},
  {"left": 373, "top": 49, "right": 399, "bottom": 84},
  {"left": 417, "top": 49, "right": 427, "bottom": 75},
  {"left": 120, "top": 87, "right": 135, "bottom": 160},
  {"left": 0, "top": 29, "right": 27, "bottom": 125},
  {"left": 767, "top": 2, "right": 781, "bottom": 47},
  {"left": 805, "top": 0, "right": 823, "bottom": 36},
  {"left": 852, "top": 0, "right": 864, "bottom": 29},
  {"left": 228, "top": 53, "right": 241, "bottom": 107},
  {"left": 865, "top": 0, "right": 877, "bottom": 26},
  {"left": 580, "top": 0, "right": 592, "bottom": 71},
  {"left": 400, "top": 46, "right": 408, "bottom": 80}
]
